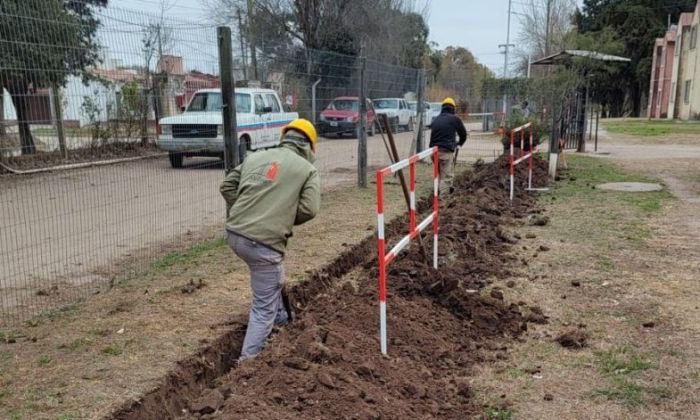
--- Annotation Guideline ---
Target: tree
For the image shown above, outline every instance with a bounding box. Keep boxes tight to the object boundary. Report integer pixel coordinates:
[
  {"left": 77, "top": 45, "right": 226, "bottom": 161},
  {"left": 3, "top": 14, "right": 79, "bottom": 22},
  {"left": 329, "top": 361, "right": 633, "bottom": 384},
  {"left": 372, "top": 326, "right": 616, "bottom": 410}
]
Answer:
[
  {"left": 516, "top": 0, "right": 577, "bottom": 74},
  {"left": 0, "top": 0, "right": 108, "bottom": 154},
  {"left": 429, "top": 47, "right": 493, "bottom": 111}
]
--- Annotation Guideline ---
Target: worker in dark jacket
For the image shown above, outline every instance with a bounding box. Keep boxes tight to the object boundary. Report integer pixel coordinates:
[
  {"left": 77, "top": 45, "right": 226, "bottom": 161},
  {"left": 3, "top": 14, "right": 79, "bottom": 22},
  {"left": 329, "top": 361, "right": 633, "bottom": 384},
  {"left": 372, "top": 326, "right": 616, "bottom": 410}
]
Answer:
[{"left": 429, "top": 97, "right": 467, "bottom": 194}]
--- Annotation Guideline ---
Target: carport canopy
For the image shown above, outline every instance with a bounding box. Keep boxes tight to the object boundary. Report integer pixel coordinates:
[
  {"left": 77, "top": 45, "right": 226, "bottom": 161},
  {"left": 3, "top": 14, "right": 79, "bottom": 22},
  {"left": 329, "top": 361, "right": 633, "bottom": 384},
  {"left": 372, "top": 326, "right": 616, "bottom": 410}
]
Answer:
[{"left": 531, "top": 50, "right": 631, "bottom": 65}]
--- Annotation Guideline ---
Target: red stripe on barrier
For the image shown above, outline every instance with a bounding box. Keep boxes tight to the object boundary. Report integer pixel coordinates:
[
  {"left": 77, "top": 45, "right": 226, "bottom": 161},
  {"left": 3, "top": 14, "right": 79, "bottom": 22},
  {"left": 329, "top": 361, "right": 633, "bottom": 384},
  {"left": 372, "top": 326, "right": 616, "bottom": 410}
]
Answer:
[{"left": 377, "top": 172, "right": 384, "bottom": 214}]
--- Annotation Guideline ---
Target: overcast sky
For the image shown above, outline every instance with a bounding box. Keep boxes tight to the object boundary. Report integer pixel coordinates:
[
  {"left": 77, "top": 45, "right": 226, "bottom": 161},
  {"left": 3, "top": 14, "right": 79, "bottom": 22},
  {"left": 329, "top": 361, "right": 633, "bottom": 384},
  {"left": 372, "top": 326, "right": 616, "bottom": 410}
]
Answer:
[{"left": 114, "top": 0, "right": 574, "bottom": 74}]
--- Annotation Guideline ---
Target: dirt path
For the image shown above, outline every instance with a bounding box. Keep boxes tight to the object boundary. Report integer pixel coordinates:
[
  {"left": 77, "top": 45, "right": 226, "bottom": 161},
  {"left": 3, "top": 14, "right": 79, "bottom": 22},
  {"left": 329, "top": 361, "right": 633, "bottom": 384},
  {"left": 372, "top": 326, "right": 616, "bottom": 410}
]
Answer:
[{"left": 594, "top": 126, "right": 700, "bottom": 238}]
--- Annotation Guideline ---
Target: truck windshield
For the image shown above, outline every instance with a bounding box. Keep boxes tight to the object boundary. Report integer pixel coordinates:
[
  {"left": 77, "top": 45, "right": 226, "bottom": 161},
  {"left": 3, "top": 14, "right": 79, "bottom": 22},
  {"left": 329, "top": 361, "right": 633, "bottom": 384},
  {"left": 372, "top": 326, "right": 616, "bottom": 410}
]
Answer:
[
  {"left": 430, "top": 103, "right": 442, "bottom": 112},
  {"left": 331, "top": 99, "right": 358, "bottom": 111},
  {"left": 374, "top": 99, "right": 398, "bottom": 109},
  {"left": 187, "top": 92, "right": 252, "bottom": 113}
]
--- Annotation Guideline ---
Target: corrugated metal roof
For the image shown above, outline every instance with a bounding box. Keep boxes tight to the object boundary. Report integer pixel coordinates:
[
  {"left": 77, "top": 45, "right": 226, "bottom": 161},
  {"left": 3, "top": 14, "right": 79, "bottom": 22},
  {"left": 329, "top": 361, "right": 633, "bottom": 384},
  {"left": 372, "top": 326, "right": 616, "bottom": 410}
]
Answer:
[{"left": 531, "top": 50, "right": 631, "bottom": 65}]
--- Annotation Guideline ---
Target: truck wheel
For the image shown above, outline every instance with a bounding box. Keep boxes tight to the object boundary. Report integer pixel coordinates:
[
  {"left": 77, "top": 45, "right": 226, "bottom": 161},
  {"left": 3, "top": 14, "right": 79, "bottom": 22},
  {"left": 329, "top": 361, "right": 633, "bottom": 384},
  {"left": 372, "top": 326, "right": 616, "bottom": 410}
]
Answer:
[{"left": 169, "top": 152, "right": 183, "bottom": 168}]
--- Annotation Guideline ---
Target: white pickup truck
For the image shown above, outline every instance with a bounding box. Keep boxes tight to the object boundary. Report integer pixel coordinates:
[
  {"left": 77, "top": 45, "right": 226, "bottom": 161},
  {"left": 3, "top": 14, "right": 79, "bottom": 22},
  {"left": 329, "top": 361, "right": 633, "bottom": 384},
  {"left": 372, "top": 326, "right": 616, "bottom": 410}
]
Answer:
[
  {"left": 373, "top": 98, "right": 415, "bottom": 132},
  {"left": 156, "top": 88, "right": 298, "bottom": 168}
]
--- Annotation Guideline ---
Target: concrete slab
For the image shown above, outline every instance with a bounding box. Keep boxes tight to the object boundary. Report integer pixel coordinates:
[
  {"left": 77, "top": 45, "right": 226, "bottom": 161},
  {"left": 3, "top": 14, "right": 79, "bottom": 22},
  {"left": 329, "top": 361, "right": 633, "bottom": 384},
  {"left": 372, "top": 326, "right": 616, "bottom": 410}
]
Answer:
[{"left": 596, "top": 182, "right": 664, "bottom": 192}]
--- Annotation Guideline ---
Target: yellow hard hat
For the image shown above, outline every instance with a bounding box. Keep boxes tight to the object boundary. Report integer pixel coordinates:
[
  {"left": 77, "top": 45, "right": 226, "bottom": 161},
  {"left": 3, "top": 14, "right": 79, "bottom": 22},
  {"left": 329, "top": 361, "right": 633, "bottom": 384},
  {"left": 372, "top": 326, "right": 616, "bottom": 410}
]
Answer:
[
  {"left": 282, "top": 118, "right": 318, "bottom": 151},
  {"left": 442, "top": 97, "right": 456, "bottom": 108}
]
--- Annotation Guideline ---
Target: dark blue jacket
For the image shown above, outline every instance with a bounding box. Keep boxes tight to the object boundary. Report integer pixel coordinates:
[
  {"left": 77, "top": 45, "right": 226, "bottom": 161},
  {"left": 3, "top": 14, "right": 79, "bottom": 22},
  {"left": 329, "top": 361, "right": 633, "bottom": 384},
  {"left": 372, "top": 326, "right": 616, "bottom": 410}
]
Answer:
[{"left": 429, "top": 106, "right": 467, "bottom": 153}]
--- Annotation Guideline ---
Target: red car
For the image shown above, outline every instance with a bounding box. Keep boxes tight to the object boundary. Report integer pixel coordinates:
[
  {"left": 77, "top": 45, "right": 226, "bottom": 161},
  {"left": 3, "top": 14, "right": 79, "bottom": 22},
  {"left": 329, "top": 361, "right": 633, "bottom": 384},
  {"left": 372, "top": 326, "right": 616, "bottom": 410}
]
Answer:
[{"left": 318, "top": 97, "right": 377, "bottom": 138}]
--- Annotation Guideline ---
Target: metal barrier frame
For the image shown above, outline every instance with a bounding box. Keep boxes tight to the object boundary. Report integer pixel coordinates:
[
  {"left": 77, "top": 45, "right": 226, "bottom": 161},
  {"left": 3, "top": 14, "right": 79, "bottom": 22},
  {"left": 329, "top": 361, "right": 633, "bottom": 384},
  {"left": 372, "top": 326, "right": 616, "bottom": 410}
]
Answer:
[
  {"left": 376, "top": 146, "right": 439, "bottom": 355},
  {"left": 508, "top": 122, "right": 540, "bottom": 201}
]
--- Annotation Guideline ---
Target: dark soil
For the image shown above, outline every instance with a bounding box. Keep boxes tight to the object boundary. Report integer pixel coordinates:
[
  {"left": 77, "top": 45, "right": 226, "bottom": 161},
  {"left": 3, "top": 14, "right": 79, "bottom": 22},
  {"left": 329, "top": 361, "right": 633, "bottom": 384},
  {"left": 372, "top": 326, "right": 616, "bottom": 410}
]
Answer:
[
  {"left": 109, "top": 156, "right": 550, "bottom": 420},
  {"left": 556, "top": 328, "right": 589, "bottom": 349},
  {"left": 0, "top": 142, "right": 162, "bottom": 172}
]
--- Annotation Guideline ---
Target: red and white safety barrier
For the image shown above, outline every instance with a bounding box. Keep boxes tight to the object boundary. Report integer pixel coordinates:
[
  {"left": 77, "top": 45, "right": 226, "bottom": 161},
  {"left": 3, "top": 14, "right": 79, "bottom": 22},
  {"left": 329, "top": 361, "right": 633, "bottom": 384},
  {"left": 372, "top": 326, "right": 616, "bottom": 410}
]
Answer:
[
  {"left": 509, "top": 122, "right": 545, "bottom": 201},
  {"left": 376, "top": 147, "right": 439, "bottom": 355}
]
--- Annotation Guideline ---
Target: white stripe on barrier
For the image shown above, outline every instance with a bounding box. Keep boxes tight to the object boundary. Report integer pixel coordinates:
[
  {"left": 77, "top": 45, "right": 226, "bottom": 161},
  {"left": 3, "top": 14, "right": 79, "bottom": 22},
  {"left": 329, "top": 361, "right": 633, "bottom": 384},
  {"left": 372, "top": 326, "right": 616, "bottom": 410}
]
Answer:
[
  {"left": 433, "top": 234, "right": 438, "bottom": 269},
  {"left": 377, "top": 213, "right": 385, "bottom": 239},
  {"left": 387, "top": 147, "right": 436, "bottom": 174},
  {"left": 511, "top": 122, "right": 532, "bottom": 133},
  {"left": 513, "top": 152, "right": 533, "bottom": 166},
  {"left": 387, "top": 235, "right": 412, "bottom": 260},
  {"left": 409, "top": 191, "right": 416, "bottom": 210},
  {"left": 416, "top": 213, "right": 435, "bottom": 232},
  {"left": 434, "top": 177, "right": 439, "bottom": 193},
  {"left": 380, "top": 301, "right": 387, "bottom": 355}
]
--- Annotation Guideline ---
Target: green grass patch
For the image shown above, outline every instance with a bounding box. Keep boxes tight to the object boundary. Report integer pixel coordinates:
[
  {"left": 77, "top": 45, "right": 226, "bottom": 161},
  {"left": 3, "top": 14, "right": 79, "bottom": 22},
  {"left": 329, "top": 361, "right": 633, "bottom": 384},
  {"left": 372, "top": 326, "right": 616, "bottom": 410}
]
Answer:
[
  {"left": 57, "top": 337, "right": 92, "bottom": 352},
  {"left": 57, "top": 411, "right": 81, "bottom": 420},
  {"left": 485, "top": 407, "right": 516, "bottom": 420},
  {"left": 26, "top": 302, "right": 86, "bottom": 327},
  {"left": 543, "top": 155, "right": 671, "bottom": 247},
  {"left": 151, "top": 237, "right": 227, "bottom": 271},
  {"left": 602, "top": 119, "right": 700, "bottom": 136},
  {"left": 507, "top": 368, "right": 528, "bottom": 379},
  {"left": 101, "top": 344, "right": 123, "bottom": 356},
  {"left": 37, "top": 355, "right": 52, "bottom": 367},
  {"left": 590, "top": 377, "right": 671, "bottom": 407},
  {"left": 591, "top": 377, "right": 646, "bottom": 406},
  {"left": 595, "top": 347, "right": 654, "bottom": 375}
]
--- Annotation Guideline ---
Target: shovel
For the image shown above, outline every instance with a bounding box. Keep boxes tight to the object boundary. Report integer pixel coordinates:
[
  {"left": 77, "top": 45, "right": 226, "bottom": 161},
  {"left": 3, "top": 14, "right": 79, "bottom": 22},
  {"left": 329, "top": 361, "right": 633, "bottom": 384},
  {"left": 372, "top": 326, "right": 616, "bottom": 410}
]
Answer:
[{"left": 281, "top": 284, "right": 295, "bottom": 323}]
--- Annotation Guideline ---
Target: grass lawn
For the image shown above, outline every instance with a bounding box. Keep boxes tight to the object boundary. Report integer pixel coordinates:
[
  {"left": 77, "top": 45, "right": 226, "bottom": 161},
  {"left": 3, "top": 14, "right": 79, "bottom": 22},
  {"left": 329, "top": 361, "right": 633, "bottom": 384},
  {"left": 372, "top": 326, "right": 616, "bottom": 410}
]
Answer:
[
  {"left": 602, "top": 118, "right": 700, "bottom": 137},
  {"left": 471, "top": 155, "right": 699, "bottom": 418}
]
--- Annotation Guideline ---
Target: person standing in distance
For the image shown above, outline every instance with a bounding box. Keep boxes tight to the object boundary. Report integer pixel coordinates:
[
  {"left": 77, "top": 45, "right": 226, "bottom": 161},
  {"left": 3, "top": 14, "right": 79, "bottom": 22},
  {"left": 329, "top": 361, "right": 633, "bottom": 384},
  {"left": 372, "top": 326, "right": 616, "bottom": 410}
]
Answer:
[
  {"left": 429, "top": 97, "right": 468, "bottom": 195},
  {"left": 220, "top": 118, "right": 321, "bottom": 362}
]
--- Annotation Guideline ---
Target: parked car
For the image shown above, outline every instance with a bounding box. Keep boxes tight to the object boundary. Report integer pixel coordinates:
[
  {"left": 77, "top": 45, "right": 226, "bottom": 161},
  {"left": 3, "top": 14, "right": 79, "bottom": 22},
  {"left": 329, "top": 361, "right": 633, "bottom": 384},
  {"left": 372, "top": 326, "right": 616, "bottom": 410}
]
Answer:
[
  {"left": 156, "top": 88, "right": 298, "bottom": 168},
  {"left": 428, "top": 102, "right": 443, "bottom": 126},
  {"left": 372, "top": 98, "right": 414, "bottom": 132},
  {"left": 318, "top": 97, "right": 377, "bottom": 137},
  {"left": 407, "top": 101, "right": 434, "bottom": 128}
]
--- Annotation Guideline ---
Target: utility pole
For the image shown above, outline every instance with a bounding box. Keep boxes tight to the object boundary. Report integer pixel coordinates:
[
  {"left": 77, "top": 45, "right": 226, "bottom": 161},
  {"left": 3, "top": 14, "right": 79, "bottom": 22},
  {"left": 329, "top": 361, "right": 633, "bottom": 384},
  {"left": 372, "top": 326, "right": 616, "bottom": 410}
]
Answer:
[
  {"left": 237, "top": 9, "right": 248, "bottom": 80},
  {"left": 499, "top": 0, "right": 515, "bottom": 115},
  {"left": 545, "top": 0, "right": 553, "bottom": 56},
  {"left": 246, "top": 0, "right": 259, "bottom": 80}
]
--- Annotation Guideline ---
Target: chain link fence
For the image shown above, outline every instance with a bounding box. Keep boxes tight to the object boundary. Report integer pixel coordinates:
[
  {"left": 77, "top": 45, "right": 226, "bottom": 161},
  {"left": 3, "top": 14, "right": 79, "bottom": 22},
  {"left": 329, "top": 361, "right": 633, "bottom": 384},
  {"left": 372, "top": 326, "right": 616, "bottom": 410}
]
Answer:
[{"left": 0, "top": 3, "right": 502, "bottom": 325}]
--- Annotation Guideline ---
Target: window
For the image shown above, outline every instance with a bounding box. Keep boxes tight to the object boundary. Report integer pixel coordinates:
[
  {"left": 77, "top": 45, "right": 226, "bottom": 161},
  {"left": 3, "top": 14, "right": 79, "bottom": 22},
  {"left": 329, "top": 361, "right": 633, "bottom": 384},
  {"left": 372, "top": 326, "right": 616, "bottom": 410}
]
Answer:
[
  {"left": 684, "top": 80, "right": 691, "bottom": 104},
  {"left": 691, "top": 25, "right": 698, "bottom": 50},
  {"left": 186, "top": 92, "right": 251, "bottom": 113},
  {"left": 254, "top": 94, "right": 266, "bottom": 114},
  {"left": 374, "top": 99, "right": 398, "bottom": 109},
  {"left": 331, "top": 99, "right": 359, "bottom": 111},
  {"left": 264, "top": 94, "right": 281, "bottom": 113}
]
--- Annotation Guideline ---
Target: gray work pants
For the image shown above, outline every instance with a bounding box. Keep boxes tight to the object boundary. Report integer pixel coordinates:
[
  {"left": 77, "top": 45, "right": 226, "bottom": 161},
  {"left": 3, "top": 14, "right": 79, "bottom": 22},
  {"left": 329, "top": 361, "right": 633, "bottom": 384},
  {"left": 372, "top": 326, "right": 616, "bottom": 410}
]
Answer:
[
  {"left": 438, "top": 150, "right": 455, "bottom": 195},
  {"left": 228, "top": 232, "right": 289, "bottom": 361}
]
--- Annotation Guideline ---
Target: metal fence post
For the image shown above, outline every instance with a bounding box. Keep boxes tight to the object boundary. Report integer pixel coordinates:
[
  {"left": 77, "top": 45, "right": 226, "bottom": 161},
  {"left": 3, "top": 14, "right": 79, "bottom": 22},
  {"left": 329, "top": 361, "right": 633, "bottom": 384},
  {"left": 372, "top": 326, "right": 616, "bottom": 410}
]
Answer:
[
  {"left": 415, "top": 70, "right": 426, "bottom": 153},
  {"left": 311, "top": 78, "right": 322, "bottom": 124},
  {"left": 358, "top": 45, "right": 368, "bottom": 188},
  {"left": 218, "top": 26, "right": 239, "bottom": 171}
]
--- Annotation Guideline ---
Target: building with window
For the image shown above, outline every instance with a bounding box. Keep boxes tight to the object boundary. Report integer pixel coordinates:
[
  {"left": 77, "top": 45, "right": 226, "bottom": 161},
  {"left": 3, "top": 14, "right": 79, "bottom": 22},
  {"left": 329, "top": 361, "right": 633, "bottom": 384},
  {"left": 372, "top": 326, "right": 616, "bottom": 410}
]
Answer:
[{"left": 650, "top": 3, "right": 700, "bottom": 120}]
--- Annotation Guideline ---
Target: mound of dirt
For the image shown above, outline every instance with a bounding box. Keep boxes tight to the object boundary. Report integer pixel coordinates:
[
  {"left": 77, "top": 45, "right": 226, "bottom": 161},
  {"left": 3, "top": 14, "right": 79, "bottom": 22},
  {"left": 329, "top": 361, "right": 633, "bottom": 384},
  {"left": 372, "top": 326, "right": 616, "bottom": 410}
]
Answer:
[
  {"left": 110, "top": 156, "right": 550, "bottom": 420},
  {"left": 0, "top": 142, "right": 161, "bottom": 172}
]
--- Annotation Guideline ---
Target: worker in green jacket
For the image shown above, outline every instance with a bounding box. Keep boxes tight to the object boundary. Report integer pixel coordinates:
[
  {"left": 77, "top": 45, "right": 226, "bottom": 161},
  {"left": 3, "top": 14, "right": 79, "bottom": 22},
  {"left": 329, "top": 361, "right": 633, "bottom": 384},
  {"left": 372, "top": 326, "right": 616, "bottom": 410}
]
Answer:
[{"left": 220, "top": 118, "right": 321, "bottom": 361}]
